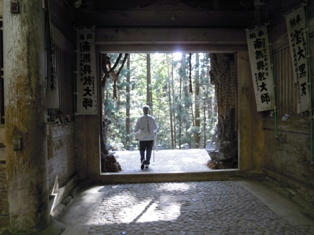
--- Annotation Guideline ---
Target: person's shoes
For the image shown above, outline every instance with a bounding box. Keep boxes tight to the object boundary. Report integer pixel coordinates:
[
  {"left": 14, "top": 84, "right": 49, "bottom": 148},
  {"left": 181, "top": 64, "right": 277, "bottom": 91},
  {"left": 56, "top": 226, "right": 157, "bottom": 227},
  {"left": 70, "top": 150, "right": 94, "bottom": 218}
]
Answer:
[
  {"left": 144, "top": 164, "right": 149, "bottom": 169},
  {"left": 141, "top": 161, "right": 145, "bottom": 170}
]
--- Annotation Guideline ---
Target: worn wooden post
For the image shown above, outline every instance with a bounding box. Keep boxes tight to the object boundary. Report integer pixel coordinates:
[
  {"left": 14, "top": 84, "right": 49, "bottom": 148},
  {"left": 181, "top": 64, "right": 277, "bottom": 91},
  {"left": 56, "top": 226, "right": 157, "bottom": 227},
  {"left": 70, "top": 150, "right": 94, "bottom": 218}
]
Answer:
[
  {"left": 237, "top": 51, "right": 264, "bottom": 171},
  {"left": 3, "top": 0, "right": 49, "bottom": 233}
]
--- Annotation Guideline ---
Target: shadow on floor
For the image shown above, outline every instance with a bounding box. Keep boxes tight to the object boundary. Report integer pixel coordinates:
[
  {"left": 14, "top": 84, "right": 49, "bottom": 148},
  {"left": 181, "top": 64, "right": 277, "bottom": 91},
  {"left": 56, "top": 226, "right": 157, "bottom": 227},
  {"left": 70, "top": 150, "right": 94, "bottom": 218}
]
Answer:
[{"left": 58, "top": 181, "right": 314, "bottom": 234}]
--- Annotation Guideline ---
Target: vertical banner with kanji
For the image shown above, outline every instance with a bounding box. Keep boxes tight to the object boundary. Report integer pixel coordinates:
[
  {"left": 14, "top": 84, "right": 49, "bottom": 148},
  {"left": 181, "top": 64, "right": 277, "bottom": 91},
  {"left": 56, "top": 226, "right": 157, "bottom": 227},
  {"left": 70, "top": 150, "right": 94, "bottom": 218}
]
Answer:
[
  {"left": 246, "top": 26, "right": 275, "bottom": 112},
  {"left": 286, "top": 7, "right": 310, "bottom": 113},
  {"left": 76, "top": 28, "right": 98, "bottom": 115}
]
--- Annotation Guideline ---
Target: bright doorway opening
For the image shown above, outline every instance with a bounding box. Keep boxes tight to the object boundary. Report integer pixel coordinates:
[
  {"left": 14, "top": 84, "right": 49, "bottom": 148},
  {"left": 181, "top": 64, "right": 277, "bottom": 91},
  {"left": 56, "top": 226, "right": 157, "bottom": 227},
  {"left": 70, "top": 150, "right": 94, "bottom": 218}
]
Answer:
[{"left": 100, "top": 52, "right": 237, "bottom": 174}]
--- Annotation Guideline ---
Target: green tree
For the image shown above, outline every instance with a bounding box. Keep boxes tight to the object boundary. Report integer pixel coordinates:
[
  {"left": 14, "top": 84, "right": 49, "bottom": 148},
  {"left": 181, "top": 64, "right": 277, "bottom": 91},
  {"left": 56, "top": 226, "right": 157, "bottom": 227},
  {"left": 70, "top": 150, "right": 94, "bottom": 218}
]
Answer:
[
  {"left": 104, "top": 52, "right": 217, "bottom": 151},
  {"left": 194, "top": 53, "right": 201, "bottom": 148}
]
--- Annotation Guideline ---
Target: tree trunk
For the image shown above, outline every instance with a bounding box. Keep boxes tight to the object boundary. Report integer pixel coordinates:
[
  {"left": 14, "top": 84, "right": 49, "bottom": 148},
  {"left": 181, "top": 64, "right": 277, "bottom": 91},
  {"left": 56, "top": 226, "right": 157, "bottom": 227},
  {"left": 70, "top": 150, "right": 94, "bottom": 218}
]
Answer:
[
  {"left": 171, "top": 54, "right": 177, "bottom": 148},
  {"left": 100, "top": 85, "right": 106, "bottom": 153},
  {"left": 194, "top": 53, "right": 201, "bottom": 148},
  {"left": 125, "top": 56, "right": 131, "bottom": 150},
  {"left": 189, "top": 54, "right": 195, "bottom": 130},
  {"left": 208, "top": 96, "right": 212, "bottom": 122},
  {"left": 103, "top": 87, "right": 110, "bottom": 149},
  {"left": 203, "top": 97, "right": 207, "bottom": 148},
  {"left": 146, "top": 53, "right": 153, "bottom": 112},
  {"left": 178, "top": 77, "right": 182, "bottom": 149},
  {"left": 167, "top": 55, "right": 174, "bottom": 148},
  {"left": 100, "top": 54, "right": 108, "bottom": 155},
  {"left": 209, "top": 53, "right": 237, "bottom": 164},
  {"left": 182, "top": 53, "right": 191, "bottom": 148}
]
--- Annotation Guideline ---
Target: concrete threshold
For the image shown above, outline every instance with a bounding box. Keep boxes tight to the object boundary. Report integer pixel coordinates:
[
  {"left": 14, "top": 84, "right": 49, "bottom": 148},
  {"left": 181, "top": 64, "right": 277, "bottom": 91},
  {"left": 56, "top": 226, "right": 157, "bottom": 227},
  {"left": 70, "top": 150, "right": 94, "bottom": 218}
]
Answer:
[{"left": 97, "top": 169, "right": 241, "bottom": 184}]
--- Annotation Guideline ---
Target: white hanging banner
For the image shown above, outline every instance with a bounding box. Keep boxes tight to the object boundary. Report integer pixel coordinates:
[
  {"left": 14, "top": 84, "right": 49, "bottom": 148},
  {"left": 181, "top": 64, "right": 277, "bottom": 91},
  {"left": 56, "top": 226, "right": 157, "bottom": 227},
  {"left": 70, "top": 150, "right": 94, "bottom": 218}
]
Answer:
[
  {"left": 76, "top": 28, "right": 98, "bottom": 115},
  {"left": 246, "top": 25, "right": 275, "bottom": 112},
  {"left": 286, "top": 7, "right": 310, "bottom": 113}
]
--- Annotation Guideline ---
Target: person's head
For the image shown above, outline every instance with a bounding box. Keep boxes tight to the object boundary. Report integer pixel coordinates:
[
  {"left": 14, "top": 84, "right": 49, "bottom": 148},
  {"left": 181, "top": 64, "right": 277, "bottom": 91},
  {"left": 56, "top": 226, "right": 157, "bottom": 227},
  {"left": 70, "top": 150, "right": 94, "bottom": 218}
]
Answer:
[{"left": 143, "top": 105, "right": 150, "bottom": 115}]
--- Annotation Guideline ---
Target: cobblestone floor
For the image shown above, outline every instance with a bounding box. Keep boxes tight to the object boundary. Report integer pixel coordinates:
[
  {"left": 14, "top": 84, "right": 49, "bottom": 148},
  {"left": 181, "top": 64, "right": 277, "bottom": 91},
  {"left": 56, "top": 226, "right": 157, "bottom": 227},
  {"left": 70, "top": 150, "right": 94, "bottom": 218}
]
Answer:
[{"left": 60, "top": 181, "right": 314, "bottom": 234}]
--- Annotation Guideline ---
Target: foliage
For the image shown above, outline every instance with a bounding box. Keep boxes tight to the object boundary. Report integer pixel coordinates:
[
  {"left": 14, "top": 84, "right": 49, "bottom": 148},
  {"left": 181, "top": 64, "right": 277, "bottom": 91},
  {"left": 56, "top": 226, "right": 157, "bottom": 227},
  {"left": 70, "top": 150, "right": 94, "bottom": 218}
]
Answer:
[{"left": 104, "top": 53, "right": 217, "bottom": 150}]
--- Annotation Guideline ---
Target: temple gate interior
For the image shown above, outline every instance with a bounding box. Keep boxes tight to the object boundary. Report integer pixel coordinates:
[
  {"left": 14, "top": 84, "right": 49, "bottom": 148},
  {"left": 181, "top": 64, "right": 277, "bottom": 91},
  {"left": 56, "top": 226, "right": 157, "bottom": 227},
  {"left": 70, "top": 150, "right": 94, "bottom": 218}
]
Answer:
[{"left": 0, "top": 0, "right": 313, "bottom": 234}]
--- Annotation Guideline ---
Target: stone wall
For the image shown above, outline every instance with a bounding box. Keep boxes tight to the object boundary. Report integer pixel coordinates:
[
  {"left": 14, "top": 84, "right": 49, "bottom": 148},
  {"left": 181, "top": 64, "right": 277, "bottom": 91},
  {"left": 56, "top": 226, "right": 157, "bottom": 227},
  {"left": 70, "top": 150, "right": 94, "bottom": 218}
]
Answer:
[
  {"left": 0, "top": 127, "right": 8, "bottom": 228},
  {"left": 47, "top": 124, "right": 75, "bottom": 191}
]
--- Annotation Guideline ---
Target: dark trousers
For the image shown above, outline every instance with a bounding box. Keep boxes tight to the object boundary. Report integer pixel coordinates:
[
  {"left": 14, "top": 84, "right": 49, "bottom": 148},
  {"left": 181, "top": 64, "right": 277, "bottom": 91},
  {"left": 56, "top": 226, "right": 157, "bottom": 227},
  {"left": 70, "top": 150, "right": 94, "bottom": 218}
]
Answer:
[{"left": 139, "top": 140, "right": 154, "bottom": 165}]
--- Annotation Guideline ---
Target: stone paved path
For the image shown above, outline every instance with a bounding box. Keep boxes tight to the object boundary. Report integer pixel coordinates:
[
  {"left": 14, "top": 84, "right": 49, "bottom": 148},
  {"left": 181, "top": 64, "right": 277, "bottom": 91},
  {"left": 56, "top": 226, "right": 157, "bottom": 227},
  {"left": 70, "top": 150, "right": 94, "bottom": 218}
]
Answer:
[
  {"left": 59, "top": 181, "right": 314, "bottom": 234},
  {"left": 111, "top": 149, "right": 211, "bottom": 174}
]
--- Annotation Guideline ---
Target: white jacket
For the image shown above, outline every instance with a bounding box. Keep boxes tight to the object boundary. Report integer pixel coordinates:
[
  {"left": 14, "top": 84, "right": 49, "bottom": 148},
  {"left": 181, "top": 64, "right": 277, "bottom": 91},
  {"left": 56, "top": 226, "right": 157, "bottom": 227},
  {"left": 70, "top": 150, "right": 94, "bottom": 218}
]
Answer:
[{"left": 134, "top": 114, "right": 158, "bottom": 141}]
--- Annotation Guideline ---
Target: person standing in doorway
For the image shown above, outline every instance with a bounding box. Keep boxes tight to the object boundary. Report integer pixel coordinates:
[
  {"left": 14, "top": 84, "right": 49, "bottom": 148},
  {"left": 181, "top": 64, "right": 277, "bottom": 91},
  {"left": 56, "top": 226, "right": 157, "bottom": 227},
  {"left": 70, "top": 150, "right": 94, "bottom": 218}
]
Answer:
[{"left": 134, "top": 105, "right": 158, "bottom": 170}]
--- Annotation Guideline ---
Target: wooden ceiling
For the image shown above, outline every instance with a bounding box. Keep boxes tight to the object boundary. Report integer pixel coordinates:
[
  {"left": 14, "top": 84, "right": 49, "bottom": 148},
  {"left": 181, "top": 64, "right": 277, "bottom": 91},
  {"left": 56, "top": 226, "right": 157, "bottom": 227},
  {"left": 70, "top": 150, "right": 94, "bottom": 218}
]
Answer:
[
  {"left": 68, "top": 0, "right": 310, "bottom": 29},
  {"left": 52, "top": 0, "right": 310, "bottom": 52},
  {"left": 71, "top": 0, "right": 261, "bottom": 28},
  {"left": 81, "top": 0, "right": 255, "bottom": 11}
]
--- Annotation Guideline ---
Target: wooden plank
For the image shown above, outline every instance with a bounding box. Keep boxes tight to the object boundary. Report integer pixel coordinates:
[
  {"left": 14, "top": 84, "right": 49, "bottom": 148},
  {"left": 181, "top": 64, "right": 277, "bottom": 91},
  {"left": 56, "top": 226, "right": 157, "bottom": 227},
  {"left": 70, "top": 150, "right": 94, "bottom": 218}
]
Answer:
[
  {"left": 96, "top": 43, "right": 247, "bottom": 53},
  {"left": 77, "top": 9, "right": 255, "bottom": 28},
  {"left": 96, "top": 28, "right": 246, "bottom": 44},
  {"left": 95, "top": 27, "right": 246, "bottom": 52},
  {"left": 96, "top": 170, "right": 242, "bottom": 184}
]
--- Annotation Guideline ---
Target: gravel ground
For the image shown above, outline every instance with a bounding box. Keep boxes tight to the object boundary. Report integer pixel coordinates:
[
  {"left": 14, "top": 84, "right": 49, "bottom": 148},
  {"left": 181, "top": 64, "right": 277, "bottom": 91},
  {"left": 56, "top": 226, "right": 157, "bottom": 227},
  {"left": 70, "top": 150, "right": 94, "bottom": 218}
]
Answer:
[{"left": 112, "top": 149, "right": 211, "bottom": 174}]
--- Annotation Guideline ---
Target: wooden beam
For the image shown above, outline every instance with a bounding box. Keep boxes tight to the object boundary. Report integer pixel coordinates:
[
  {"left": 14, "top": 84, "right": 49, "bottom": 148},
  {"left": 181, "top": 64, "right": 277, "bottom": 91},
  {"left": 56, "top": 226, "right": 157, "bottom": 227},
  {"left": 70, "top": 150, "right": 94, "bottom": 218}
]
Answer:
[
  {"left": 95, "top": 27, "right": 246, "bottom": 52},
  {"left": 75, "top": 9, "right": 255, "bottom": 28},
  {"left": 96, "top": 44, "right": 246, "bottom": 53}
]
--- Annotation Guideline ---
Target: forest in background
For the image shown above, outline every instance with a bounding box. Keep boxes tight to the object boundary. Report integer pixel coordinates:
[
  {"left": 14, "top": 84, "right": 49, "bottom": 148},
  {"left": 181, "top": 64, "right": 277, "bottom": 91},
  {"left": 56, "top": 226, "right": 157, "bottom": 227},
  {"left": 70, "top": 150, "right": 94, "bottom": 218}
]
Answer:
[{"left": 103, "top": 52, "right": 217, "bottom": 150}]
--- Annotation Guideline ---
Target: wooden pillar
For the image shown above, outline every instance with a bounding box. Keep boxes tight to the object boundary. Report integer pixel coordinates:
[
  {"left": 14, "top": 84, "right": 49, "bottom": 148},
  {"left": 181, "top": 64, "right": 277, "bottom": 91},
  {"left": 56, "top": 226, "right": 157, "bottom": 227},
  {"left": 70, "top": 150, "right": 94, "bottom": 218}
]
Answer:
[
  {"left": 237, "top": 51, "right": 264, "bottom": 171},
  {"left": 3, "top": 0, "right": 49, "bottom": 233},
  {"left": 75, "top": 116, "right": 100, "bottom": 180}
]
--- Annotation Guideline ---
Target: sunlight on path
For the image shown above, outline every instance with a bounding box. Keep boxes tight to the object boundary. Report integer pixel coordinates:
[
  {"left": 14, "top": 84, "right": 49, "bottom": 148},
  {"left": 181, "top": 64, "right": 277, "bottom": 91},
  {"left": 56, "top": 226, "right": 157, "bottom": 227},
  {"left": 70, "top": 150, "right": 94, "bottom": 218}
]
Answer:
[{"left": 113, "top": 149, "right": 211, "bottom": 174}]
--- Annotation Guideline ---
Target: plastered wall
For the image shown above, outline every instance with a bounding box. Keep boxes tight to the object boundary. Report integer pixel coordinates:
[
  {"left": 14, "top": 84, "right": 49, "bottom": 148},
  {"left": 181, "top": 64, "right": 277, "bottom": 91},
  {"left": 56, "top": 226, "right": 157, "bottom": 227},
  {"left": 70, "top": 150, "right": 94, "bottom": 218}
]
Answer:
[{"left": 47, "top": 124, "right": 75, "bottom": 191}]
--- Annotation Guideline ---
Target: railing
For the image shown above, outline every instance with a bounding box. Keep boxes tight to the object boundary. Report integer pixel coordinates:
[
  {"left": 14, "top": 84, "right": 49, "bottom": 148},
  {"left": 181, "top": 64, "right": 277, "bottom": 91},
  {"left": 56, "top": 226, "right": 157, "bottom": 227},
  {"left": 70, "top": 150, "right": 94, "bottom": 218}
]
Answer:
[{"left": 273, "top": 46, "right": 298, "bottom": 117}]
